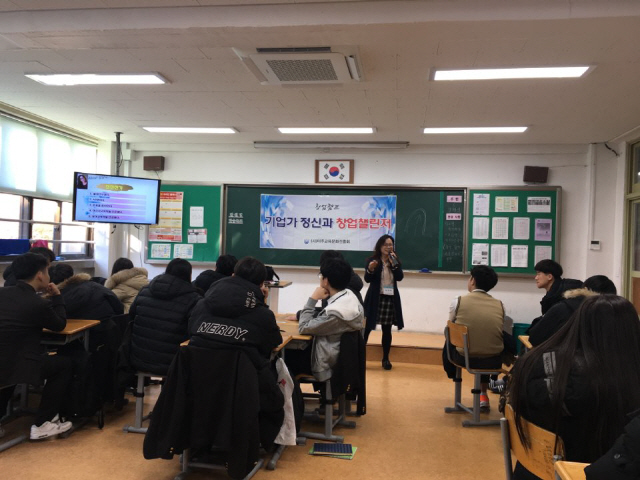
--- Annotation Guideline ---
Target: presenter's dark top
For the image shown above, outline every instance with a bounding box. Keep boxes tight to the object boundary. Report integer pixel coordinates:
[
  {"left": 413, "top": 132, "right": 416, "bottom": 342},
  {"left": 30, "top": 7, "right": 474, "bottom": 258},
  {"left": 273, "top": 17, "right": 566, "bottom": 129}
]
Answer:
[{"left": 0, "top": 281, "right": 66, "bottom": 385}]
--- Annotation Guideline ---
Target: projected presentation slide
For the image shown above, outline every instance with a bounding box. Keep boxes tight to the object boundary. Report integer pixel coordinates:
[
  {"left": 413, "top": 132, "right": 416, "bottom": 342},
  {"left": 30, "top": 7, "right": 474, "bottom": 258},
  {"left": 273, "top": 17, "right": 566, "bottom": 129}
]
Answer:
[{"left": 73, "top": 172, "right": 160, "bottom": 224}]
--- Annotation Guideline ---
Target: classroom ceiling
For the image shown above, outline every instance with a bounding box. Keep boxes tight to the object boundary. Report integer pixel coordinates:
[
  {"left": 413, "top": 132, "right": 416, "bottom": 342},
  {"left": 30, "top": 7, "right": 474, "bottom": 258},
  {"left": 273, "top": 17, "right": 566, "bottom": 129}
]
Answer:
[{"left": 0, "top": 0, "right": 640, "bottom": 148}]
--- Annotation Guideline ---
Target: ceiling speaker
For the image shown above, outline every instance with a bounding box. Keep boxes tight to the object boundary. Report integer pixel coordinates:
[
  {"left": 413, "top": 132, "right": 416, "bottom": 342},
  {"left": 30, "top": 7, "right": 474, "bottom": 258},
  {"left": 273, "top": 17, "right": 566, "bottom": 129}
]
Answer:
[{"left": 523, "top": 166, "right": 548, "bottom": 184}]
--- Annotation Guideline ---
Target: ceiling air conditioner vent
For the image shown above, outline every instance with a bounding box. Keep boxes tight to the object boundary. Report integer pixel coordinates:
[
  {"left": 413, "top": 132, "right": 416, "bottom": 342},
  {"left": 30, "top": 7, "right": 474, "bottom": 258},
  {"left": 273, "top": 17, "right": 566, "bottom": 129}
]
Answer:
[
  {"left": 233, "top": 46, "right": 363, "bottom": 85},
  {"left": 267, "top": 58, "right": 338, "bottom": 82}
]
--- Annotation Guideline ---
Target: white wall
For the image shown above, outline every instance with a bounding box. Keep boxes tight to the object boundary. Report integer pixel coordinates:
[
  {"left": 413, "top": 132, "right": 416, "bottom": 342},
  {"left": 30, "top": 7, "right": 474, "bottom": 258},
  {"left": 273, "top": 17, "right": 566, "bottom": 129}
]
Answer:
[{"left": 103, "top": 142, "right": 625, "bottom": 333}]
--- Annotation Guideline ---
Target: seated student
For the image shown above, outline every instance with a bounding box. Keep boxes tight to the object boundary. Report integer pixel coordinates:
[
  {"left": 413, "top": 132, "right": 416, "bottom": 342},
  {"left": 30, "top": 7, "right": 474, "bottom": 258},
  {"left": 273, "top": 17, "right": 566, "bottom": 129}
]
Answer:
[
  {"left": 104, "top": 257, "right": 149, "bottom": 313},
  {"left": 49, "top": 263, "right": 124, "bottom": 350},
  {"left": 533, "top": 259, "right": 583, "bottom": 316},
  {"left": 189, "top": 256, "right": 284, "bottom": 448},
  {"left": 191, "top": 254, "right": 237, "bottom": 295},
  {"left": 318, "top": 250, "right": 364, "bottom": 305},
  {"left": 508, "top": 295, "right": 640, "bottom": 480},
  {"left": 129, "top": 258, "right": 200, "bottom": 376},
  {"left": 528, "top": 274, "right": 616, "bottom": 347},
  {"left": 291, "top": 250, "right": 364, "bottom": 322},
  {"left": 442, "top": 265, "right": 515, "bottom": 412},
  {"left": 287, "top": 257, "right": 365, "bottom": 382},
  {"left": 0, "top": 253, "right": 73, "bottom": 439},
  {"left": 2, "top": 246, "right": 56, "bottom": 287},
  {"left": 585, "top": 410, "right": 640, "bottom": 480}
]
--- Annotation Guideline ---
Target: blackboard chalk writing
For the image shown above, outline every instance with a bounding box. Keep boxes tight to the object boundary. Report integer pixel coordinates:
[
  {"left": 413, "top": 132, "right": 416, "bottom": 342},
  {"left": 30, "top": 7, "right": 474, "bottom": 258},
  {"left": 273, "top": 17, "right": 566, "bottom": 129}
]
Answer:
[
  {"left": 405, "top": 209, "right": 427, "bottom": 236},
  {"left": 228, "top": 212, "right": 244, "bottom": 225}
]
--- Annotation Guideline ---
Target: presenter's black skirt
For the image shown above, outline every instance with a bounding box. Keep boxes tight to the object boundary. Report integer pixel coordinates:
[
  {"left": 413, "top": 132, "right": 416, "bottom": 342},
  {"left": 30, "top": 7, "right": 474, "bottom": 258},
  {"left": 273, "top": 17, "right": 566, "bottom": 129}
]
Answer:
[{"left": 377, "top": 294, "right": 396, "bottom": 326}]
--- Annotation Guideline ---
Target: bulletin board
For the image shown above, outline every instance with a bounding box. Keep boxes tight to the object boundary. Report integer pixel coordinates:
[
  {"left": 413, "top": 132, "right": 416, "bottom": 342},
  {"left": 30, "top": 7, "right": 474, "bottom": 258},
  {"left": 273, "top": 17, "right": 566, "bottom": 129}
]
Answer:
[
  {"left": 467, "top": 187, "right": 560, "bottom": 275},
  {"left": 146, "top": 183, "right": 222, "bottom": 263}
]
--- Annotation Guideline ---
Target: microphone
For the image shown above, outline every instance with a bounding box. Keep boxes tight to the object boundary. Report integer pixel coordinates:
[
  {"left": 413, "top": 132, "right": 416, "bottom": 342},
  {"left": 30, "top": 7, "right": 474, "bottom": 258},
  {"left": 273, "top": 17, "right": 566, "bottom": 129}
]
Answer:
[{"left": 389, "top": 253, "right": 399, "bottom": 268}]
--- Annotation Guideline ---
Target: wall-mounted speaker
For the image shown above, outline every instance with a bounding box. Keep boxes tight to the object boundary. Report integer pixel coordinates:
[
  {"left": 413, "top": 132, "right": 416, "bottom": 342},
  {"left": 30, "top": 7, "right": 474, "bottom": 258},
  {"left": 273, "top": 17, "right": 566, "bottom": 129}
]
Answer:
[
  {"left": 523, "top": 166, "right": 548, "bottom": 184},
  {"left": 143, "top": 156, "right": 165, "bottom": 171}
]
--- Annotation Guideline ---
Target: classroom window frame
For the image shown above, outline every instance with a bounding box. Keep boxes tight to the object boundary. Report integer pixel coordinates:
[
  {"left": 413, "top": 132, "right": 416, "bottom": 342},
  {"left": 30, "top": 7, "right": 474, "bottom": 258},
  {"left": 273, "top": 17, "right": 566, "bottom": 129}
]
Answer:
[
  {"left": 0, "top": 191, "right": 94, "bottom": 261},
  {"left": 624, "top": 139, "right": 640, "bottom": 304}
]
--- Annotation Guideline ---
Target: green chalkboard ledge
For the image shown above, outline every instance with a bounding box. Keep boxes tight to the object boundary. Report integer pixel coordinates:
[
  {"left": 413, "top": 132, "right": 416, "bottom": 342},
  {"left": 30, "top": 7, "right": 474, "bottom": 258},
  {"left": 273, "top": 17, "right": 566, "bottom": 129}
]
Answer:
[
  {"left": 144, "top": 260, "right": 218, "bottom": 266},
  {"left": 262, "top": 265, "right": 470, "bottom": 276}
]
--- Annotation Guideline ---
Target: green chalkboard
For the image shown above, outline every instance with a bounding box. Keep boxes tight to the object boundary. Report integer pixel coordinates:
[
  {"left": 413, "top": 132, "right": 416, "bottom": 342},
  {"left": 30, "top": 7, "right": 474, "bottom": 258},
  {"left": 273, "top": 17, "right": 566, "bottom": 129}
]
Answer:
[
  {"left": 224, "top": 185, "right": 465, "bottom": 271},
  {"left": 467, "top": 187, "right": 560, "bottom": 275},
  {"left": 146, "top": 183, "right": 222, "bottom": 263}
]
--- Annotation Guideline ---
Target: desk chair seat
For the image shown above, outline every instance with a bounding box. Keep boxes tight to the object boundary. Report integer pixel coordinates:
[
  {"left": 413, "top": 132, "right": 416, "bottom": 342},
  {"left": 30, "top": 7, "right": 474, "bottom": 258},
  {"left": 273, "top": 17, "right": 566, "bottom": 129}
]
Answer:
[
  {"left": 501, "top": 403, "right": 564, "bottom": 480},
  {"left": 444, "top": 320, "right": 505, "bottom": 427},
  {"left": 296, "top": 374, "right": 355, "bottom": 443},
  {"left": 123, "top": 371, "right": 165, "bottom": 434},
  {"left": 296, "top": 330, "right": 365, "bottom": 443},
  {"left": 144, "top": 346, "right": 272, "bottom": 480}
]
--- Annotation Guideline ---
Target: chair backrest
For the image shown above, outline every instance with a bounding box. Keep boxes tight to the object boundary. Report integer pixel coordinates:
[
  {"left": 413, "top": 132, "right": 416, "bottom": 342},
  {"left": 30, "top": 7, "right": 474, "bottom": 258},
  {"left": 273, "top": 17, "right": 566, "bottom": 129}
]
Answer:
[
  {"left": 504, "top": 403, "right": 564, "bottom": 480},
  {"left": 144, "top": 345, "right": 262, "bottom": 479},
  {"left": 446, "top": 320, "right": 468, "bottom": 350}
]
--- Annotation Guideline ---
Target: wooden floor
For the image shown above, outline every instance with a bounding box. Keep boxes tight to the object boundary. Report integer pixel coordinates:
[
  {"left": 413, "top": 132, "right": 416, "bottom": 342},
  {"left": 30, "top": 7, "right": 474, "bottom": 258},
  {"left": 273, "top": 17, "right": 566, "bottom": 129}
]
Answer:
[{"left": 1, "top": 360, "right": 506, "bottom": 480}]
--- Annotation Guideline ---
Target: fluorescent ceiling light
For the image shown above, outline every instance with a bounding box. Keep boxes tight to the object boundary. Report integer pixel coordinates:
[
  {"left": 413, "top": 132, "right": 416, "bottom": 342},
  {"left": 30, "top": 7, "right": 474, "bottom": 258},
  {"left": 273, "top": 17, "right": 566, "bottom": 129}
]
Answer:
[
  {"left": 278, "top": 127, "right": 375, "bottom": 134},
  {"left": 143, "top": 127, "right": 237, "bottom": 134},
  {"left": 25, "top": 73, "right": 167, "bottom": 86},
  {"left": 423, "top": 127, "right": 527, "bottom": 134},
  {"left": 254, "top": 141, "right": 408, "bottom": 149},
  {"left": 433, "top": 66, "right": 590, "bottom": 81}
]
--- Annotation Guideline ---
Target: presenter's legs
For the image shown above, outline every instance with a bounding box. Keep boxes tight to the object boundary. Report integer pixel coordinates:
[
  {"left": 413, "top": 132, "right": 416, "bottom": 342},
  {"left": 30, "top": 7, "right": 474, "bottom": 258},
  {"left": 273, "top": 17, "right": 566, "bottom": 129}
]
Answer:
[{"left": 381, "top": 324, "right": 393, "bottom": 370}]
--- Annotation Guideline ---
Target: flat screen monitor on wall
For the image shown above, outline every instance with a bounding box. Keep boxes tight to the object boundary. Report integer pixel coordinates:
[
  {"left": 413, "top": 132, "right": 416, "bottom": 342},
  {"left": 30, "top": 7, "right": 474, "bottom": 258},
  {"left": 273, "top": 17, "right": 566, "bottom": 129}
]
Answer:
[{"left": 72, "top": 172, "right": 161, "bottom": 225}]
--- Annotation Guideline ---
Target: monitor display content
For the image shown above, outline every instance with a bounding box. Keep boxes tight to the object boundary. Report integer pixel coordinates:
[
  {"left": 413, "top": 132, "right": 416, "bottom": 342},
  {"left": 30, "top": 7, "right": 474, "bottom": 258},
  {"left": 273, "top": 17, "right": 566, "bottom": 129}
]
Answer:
[{"left": 73, "top": 172, "right": 161, "bottom": 225}]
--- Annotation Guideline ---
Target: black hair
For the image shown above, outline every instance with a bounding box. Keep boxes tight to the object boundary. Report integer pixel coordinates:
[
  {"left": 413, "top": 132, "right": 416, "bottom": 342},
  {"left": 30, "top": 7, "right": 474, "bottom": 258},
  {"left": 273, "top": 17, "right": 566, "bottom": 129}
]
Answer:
[
  {"left": 319, "top": 250, "right": 345, "bottom": 264},
  {"left": 111, "top": 257, "right": 134, "bottom": 276},
  {"left": 372, "top": 234, "right": 395, "bottom": 260},
  {"left": 234, "top": 257, "right": 267, "bottom": 286},
  {"left": 29, "top": 246, "right": 56, "bottom": 264},
  {"left": 534, "top": 259, "right": 563, "bottom": 279},
  {"left": 320, "top": 258, "right": 351, "bottom": 291},
  {"left": 166, "top": 258, "right": 192, "bottom": 283},
  {"left": 508, "top": 295, "right": 640, "bottom": 460},
  {"left": 584, "top": 275, "right": 617, "bottom": 295},
  {"left": 216, "top": 254, "right": 238, "bottom": 277},
  {"left": 49, "top": 263, "right": 74, "bottom": 285},
  {"left": 11, "top": 252, "right": 49, "bottom": 281},
  {"left": 470, "top": 265, "right": 498, "bottom": 292}
]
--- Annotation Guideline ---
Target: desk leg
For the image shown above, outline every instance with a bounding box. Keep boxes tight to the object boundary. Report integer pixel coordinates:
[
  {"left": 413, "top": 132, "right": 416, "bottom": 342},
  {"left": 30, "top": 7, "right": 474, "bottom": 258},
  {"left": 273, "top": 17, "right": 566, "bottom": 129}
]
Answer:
[
  {"left": 269, "top": 288, "right": 280, "bottom": 313},
  {"left": 83, "top": 330, "right": 90, "bottom": 351}
]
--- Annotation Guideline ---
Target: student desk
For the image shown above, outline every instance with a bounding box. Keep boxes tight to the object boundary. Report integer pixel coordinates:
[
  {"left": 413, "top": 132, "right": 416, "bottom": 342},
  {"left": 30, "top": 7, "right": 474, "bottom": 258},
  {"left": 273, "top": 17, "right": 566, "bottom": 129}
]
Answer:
[
  {"left": 554, "top": 461, "right": 588, "bottom": 480},
  {"left": 275, "top": 314, "right": 312, "bottom": 344},
  {"left": 42, "top": 319, "right": 101, "bottom": 350},
  {"left": 265, "top": 281, "right": 292, "bottom": 314}
]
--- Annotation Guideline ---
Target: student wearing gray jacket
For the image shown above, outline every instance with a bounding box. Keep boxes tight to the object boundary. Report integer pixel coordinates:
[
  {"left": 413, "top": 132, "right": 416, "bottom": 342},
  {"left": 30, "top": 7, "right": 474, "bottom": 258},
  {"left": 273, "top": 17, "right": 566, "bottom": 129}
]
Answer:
[{"left": 288, "top": 257, "right": 364, "bottom": 382}]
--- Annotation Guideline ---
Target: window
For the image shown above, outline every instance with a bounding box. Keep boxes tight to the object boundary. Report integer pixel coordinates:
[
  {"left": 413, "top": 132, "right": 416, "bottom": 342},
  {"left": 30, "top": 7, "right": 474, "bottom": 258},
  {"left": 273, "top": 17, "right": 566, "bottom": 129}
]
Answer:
[
  {"left": 61, "top": 202, "right": 90, "bottom": 255},
  {"left": 0, "top": 111, "right": 97, "bottom": 262},
  {"left": 0, "top": 194, "right": 93, "bottom": 260},
  {"left": 33, "top": 198, "right": 58, "bottom": 242},
  {"left": 0, "top": 193, "right": 21, "bottom": 239}
]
